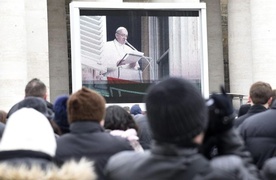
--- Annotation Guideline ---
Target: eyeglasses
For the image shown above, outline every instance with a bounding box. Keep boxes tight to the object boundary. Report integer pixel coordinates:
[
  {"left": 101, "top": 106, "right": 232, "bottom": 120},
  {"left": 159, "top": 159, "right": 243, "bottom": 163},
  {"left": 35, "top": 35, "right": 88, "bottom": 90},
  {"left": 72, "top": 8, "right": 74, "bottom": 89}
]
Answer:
[{"left": 116, "top": 32, "right": 128, "bottom": 38}]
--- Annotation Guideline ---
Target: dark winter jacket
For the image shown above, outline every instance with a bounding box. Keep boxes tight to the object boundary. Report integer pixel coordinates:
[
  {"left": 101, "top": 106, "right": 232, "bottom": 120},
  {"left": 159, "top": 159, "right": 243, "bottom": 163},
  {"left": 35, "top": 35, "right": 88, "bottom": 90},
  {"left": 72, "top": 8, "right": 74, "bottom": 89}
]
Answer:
[
  {"left": 106, "top": 143, "right": 212, "bottom": 180},
  {"left": 234, "top": 104, "right": 267, "bottom": 128},
  {"left": 239, "top": 101, "right": 276, "bottom": 169},
  {"left": 55, "top": 121, "right": 133, "bottom": 180},
  {"left": 134, "top": 115, "right": 152, "bottom": 150},
  {"left": 105, "top": 129, "right": 260, "bottom": 180}
]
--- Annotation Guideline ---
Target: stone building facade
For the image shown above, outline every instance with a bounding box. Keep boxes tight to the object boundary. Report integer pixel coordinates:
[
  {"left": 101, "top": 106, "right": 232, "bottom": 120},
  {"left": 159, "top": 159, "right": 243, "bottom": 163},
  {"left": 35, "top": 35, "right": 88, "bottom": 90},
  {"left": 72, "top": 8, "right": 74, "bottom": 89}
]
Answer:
[{"left": 1, "top": 0, "right": 276, "bottom": 111}]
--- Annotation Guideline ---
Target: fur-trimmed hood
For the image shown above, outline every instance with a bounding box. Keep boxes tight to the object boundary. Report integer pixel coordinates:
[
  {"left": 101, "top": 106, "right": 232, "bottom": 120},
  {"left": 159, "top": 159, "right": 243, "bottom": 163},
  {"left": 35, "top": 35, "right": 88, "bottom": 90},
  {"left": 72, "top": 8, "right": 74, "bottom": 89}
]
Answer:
[{"left": 0, "top": 158, "right": 96, "bottom": 180}]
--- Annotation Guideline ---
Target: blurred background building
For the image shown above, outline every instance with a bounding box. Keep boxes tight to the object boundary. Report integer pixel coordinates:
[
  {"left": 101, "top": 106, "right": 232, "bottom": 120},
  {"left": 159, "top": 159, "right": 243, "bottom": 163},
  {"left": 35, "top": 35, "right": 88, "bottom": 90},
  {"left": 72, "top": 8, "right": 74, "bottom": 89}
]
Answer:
[{"left": 1, "top": 0, "right": 276, "bottom": 111}]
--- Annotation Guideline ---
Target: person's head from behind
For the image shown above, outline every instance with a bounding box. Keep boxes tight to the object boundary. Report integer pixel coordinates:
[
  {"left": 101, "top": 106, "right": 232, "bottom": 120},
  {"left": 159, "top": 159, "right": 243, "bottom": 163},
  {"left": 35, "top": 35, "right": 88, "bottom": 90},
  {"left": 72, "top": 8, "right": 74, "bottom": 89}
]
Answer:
[
  {"left": 249, "top": 81, "right": 272, "bottom": 107},
  {"left": 104, "top": 105, "right": 138, "bottom": 131},
  {"left": 53, "top": 95, "right": 70, "bottom": 134},
  {"left": 7, "top": 96, "right": 59, "bottom": 134},
  {"left": 25, "top": 78, "right": 47, "bottom": 100},
  {"left": 130, "top": 104, "right": 142, "bottom": 116},
  {"left": 0, "top": 108, "right": 56, "bottom": 157},
  {"left": 8, "top": 96, "right": 53, "bottom": 121},
  {"left": 67, "top": 87, "right": 106, "bottom": 125},
  {"left": 145, "top": 77, "right": 208, "bottom": 147},
  {"left": 123, "top": 106, "right": 130, "bottom": 113},
  {"left": 115, "top": 27, "right": 128, "bottom": 45}
]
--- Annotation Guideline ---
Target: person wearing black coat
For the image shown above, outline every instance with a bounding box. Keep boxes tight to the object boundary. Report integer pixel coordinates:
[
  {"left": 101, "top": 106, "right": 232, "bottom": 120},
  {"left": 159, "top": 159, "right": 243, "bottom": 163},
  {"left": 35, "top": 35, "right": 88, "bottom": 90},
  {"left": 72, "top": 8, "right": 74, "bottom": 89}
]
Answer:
[
  {"left": 234, "top": 104, "right": 267, "bottom": 128},
  {"left": 238, "top": 103, "right": 251, "bottom": 117},
  {"left": 234, "top": 81, "right": 272, "bottom": 128},
  {"left": 105, "top": 77, "right": 260, "bottom": 180},
  {"left": 55, "top": 87, "right": 133, "bottom": 180},
  {"left": 240, "top": 100, "right": 276, "bottom": 169}
]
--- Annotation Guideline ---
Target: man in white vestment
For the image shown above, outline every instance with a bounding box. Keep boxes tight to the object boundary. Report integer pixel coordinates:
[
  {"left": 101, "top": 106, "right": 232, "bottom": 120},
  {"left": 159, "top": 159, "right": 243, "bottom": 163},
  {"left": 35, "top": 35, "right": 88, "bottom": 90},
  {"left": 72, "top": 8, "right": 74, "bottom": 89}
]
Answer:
[{"left": 101, "top": 27, "right": 142, "bottom": 81}]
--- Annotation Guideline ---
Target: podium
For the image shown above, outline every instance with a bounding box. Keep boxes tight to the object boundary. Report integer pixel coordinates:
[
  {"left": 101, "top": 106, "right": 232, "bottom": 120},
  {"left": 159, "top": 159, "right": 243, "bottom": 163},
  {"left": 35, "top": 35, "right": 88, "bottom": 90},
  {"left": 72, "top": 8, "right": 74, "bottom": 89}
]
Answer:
[
  {"left": 106, "top": 53, "right": 144, "bottom": 97},
  {"left": 106, "top": 51, "right": 144, "bottom": 82},
  {"left": 93, "top": 52, "right": 152, "bottom": 98}
]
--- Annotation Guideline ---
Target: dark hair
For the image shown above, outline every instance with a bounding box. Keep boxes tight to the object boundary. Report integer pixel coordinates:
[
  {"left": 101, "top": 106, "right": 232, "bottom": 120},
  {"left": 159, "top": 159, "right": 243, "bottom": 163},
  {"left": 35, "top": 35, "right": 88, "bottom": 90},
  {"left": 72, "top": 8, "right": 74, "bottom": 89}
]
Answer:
[
  {"left": 25, "top": 78, "right": 47, "bottom": 98},
  {"left": 104, "top": 105, "right": 138, "bottom": 131},
  {"left": 123, "top": 106, "right": 130, "bottom": 113},
  {"left": 249, "top": 81, "right": 272, "bottom": 105}
]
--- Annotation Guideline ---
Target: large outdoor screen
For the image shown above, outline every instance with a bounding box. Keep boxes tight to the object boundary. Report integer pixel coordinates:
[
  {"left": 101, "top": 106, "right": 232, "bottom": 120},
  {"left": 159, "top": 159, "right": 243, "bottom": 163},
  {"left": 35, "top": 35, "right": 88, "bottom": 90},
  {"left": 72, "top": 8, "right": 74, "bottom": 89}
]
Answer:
[{"left": 70, "top": 2, "right": 209, "bottom": 104}]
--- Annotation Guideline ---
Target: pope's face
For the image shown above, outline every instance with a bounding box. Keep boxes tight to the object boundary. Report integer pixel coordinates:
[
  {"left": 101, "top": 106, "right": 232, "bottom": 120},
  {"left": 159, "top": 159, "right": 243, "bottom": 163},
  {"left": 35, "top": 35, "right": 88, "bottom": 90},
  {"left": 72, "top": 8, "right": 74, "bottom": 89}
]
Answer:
[{"left": 115, "top": 29, "right": 128, "bottom": 45}]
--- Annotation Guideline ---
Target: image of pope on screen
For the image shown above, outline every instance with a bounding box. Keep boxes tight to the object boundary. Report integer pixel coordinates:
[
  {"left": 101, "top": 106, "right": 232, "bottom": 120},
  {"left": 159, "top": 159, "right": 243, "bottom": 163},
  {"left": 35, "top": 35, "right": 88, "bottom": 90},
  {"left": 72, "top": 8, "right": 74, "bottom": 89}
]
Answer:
[{"left": 100, "top": 26, "right": 144, "bottom": 82}]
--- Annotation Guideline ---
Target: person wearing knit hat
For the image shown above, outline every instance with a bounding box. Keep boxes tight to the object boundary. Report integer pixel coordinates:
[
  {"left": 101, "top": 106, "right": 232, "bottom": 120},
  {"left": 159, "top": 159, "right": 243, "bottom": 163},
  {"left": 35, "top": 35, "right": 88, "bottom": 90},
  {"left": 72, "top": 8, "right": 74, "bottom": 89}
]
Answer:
[
  {"left": 105, "top": 77, "right": 260, "bottom": 180},
  {"left": 130, "top": 104, "right": 143, "bottom": 120},
  {"left": 67, "top": 87, "right": 106, "bottom": 124},
  {"left": 53, "top": 95, "right": 70, "bottom": 134},
  {"left": 130, "top": 104, "right": 142, "bottom": 116},
  {"left": 0, "top": 108, "right": 96, "bottom": 179},
  {"left": 55, "top": 87, "right": 134, "bottom": 180},
  {"left": 145, "top": 77, "right": 207, "bottom": 146}
]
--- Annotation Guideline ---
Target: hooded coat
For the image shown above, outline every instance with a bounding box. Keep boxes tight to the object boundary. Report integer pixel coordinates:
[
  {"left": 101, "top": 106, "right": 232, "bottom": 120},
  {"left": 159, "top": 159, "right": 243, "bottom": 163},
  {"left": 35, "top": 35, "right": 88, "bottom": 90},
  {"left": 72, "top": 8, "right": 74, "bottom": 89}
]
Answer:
[
  {"left": 0, "top": 154, "right": 96, "bottom": 180},
  {"left": 0, "top": 108, "right": 97, "bottom": 180}
]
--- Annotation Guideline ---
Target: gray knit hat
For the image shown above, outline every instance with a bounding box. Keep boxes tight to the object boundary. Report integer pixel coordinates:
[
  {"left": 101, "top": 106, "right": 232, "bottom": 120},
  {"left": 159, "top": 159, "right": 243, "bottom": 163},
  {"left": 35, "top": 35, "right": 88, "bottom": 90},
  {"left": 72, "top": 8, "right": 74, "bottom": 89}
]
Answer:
[{"left": 145, "top": 77, "right": 208, "bottom": 145}]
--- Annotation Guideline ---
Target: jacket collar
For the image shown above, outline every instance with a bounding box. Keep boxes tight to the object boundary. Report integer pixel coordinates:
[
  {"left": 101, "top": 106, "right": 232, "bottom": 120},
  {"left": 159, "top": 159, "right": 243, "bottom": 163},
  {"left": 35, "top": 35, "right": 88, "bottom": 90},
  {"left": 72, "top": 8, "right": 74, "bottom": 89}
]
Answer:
[
  {"left": 70, "top": 121, "right": 104, "bottom": 134},
  {"left": 247, "top": 104, "right": 267, "bottom": 114},
  {"left": 151, "top": 141, "right": 199, "bottom": 156}
]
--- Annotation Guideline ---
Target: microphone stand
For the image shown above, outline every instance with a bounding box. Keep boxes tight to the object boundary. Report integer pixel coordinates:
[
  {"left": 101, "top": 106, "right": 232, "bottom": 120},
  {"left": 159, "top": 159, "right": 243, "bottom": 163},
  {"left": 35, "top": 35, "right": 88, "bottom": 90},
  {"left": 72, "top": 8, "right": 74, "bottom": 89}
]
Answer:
[
  {"left": 125, "top": 40, "right": 143, "bottom": 73},
  {"left": 125, "top": 41, "right": 138, "bottom": 51}
]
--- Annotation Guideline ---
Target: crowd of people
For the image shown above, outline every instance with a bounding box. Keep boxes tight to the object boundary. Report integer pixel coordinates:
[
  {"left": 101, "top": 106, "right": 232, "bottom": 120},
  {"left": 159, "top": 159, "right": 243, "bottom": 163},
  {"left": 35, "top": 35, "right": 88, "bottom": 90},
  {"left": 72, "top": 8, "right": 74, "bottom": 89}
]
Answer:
[{"left": 1, "top": 77, "right": 276, "bottom": 179}]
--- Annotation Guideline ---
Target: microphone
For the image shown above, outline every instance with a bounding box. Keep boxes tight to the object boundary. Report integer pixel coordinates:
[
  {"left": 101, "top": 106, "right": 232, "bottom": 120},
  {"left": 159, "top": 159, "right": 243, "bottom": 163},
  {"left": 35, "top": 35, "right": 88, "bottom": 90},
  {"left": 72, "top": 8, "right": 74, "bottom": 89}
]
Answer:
[{"left": 125, "top": 40, "right": 137, "bottom": 51}]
